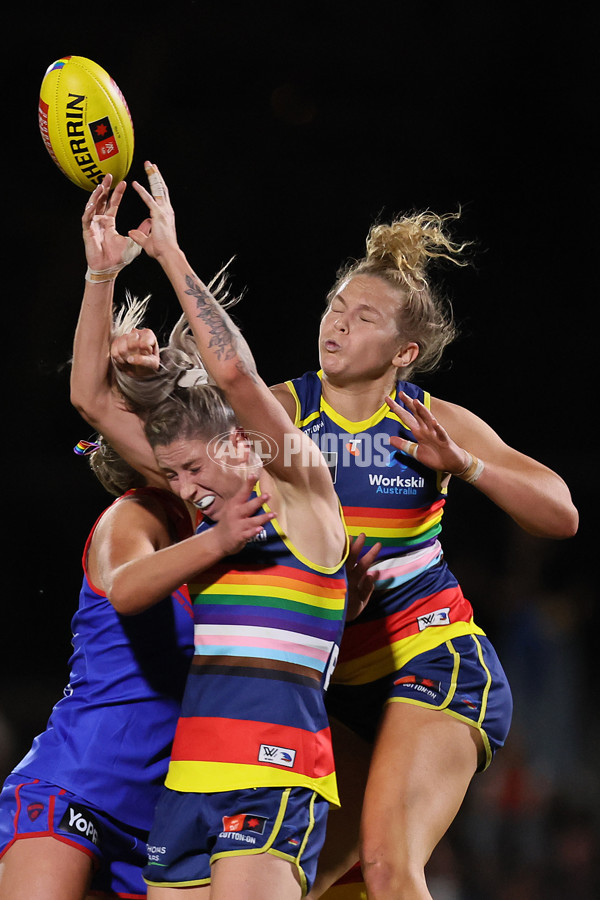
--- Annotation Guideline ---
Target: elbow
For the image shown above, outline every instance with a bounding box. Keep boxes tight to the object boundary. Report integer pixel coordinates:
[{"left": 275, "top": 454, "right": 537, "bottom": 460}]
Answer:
[
  {"left": 525, "top": 477, "right": 580, "bottom": 540},
  {"left": 217, "top": 362, "right": 248, "bottom": 393},
  {"left": 551, "top": 491, "right": 580, "bottom": 539},
  {"left": 558, "top": 505, "right": 579, "bottom": 539},
  {"left": 105, "top": 578, "right": 145, "bottom": 616},
  {"left": 70, "top": 382, "right": 112, "bottom": 429},
  {"left": 106, "top": 588, "right": 136, "bottom": 616},
  {"left": 523, "top": 504, "right": 579, "bottom": 540},
  {"left": 70, "top": 385, "right": 100, "bottom": 425}
]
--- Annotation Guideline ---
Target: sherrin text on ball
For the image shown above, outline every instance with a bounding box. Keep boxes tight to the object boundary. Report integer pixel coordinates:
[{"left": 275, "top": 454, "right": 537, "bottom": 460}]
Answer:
[{"left": 38, "top": 56, "right": 134, "bottom": 191}]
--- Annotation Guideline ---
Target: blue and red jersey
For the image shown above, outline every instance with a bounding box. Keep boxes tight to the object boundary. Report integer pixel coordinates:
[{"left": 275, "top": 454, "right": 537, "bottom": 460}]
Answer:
[{"left": 13, "top": 488, "right": 194, "bottom": 830}]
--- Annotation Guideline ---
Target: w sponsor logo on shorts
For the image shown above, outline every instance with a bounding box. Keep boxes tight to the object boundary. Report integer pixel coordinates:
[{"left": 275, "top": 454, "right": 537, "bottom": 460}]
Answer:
[{"left": 58, "top": 803, "right": 101, "bottom": 846}]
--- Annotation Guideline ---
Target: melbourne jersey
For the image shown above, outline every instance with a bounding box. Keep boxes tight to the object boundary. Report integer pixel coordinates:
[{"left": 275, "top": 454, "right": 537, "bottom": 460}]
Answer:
[
  {"left": 286, "top": 371, "right": 485, "bottom": 686},
  {"left": 13, "top": 488, "right": 194, "bottom": 830},
  {"left": 164, "top": 488, "right": 348, "bottom": 806}
]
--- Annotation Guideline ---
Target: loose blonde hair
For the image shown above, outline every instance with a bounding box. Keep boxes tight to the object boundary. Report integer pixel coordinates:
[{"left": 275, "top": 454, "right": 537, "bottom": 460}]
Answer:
[
  {"left": 111, "top": 263, "right": 238, "bottom": 413},
  {"left": 329, "top": 211, "right": 470, "bottom": 378}
]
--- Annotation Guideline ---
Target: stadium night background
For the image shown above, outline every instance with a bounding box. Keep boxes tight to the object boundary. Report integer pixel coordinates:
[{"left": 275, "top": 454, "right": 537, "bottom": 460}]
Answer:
[{"left": 3, "top": 5, "right": 597, "bottom": 895}]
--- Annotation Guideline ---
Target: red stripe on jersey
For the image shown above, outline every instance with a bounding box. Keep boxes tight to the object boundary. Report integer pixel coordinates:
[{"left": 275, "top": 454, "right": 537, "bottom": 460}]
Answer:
[
  {"left": 337, "top": 586, "right": 472, "bottom": 660},
  {"left": 171, "top": 716, "right": 334, "bottom": 777},
  {"left": 342, "top": 499, "right": 446, "bottom": 520}
]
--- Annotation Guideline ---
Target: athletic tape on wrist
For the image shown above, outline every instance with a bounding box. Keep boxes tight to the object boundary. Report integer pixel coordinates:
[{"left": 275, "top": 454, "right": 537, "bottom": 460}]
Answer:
[
  {"left": 85, "top": 238, "right": 142, "bottom": 282},
  {"left": 456, "top": 453, "right": 485, "bottom": 484}
]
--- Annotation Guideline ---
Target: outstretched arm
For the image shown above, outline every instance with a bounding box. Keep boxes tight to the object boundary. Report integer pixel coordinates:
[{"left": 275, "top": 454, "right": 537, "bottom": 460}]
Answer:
[
  {"left": 129, "top": 163, "right": 331, "bottom": 490},
  {"left": 387, "top": 392, "right": 578, "bottom": 539},
  {"left": 71, "top": 175, "right": 164, "bottom": 485}
]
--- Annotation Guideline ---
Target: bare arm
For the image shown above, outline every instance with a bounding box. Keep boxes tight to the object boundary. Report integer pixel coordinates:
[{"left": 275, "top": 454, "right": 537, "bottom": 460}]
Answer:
[
  {"left": 388, "top": 392, "right": 578, "bottom": 539},
  {"left": 127, "top": 163, "right": 346, "bottom": 568},
  {"left": 71, "top": 175, "right": 164, "bottom": 485},
  {"left": 129, "top": 164, "right": 333, "bottom": 494},
  {"left": 90, "top": 479, "right": 274, "bottom": 615}
]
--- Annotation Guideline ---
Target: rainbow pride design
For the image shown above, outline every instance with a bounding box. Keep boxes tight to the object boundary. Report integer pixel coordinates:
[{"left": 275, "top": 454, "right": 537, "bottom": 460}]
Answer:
[
  {"left": 189, "top": 562, "right": 347, "bottom": 678},
  {"left": 73, "top": 439, "right": 100, "bottom": 456},
  {"left": 342, "top": 499, "right": 446, "bottom": 547},
  {"left": 166, "top": 513, "right": 347, "bottom": 805}
]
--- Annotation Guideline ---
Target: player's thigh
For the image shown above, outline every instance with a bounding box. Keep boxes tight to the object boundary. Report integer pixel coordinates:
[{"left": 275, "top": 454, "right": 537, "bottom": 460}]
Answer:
[
  {"left": 361, "top": 701, "right": 481, "bottom": 863},
  {"left": 307, "top": 719, "right": 371, "bottom": 898},
  {"left": 147, "top": 886, "right": 210, "bottom": 899},
  {"left": 0, "top": 835, "right": 93, "bottom": 900},
  {"left": 211, "top": 851, "right": 302, "bottom": 900}
]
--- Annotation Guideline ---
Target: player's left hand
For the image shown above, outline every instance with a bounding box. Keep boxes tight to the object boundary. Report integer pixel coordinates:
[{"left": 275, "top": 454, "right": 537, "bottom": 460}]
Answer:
[
  {"left": 129, "top": 162, "right": 179, "bottom": 260},
  {"left": 386, "top": 392, "right": 470, "bottom": 475}
]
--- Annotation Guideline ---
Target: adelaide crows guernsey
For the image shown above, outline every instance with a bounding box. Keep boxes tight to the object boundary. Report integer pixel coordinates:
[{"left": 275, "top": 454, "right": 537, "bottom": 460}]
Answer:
[
  {"left": 164, "top": 488, "right": 348, "bottom": 806},
  {"left": 286, "top": 371, "right": 485, "bottom": 687},
  {"left": 13, "top": 488, "right": 194, "bottom": 830}
]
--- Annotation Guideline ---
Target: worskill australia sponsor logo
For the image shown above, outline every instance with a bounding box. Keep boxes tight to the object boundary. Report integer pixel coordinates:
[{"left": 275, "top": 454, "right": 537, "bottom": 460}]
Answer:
[{"left": 368, "top": 472, "right": 425, "bottom": 495}]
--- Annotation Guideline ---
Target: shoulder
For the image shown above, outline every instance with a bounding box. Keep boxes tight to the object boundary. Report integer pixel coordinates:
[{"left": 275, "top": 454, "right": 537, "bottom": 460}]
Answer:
[
  {"left": 270, "top": 370, "right": 320, "bottom": 423},
  {"left": 430, "top": 395, "right": 514, "bottom": 458},
  {"left": 431, "top": 396, "right": 492, "bottom": 433},
  {"left": 129, "top": 487, "right": 193, "bottom": 537},
  {"left": 92, "top": 489, "right": 181, "bottom": 548},
  {"left": 272, "top": 371, "right": 323, "bottom": 423},
  {"left": 270, "top": 381, "right": 297, "bottom": 421},
  {"left": 397, "top": 380, "right": 428, "bottom": 404}
]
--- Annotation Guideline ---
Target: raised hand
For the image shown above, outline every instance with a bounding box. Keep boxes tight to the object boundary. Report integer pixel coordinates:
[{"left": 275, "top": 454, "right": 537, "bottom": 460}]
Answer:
[
  {"left": 386, "top": 392, "right": 470, "bottom": 475},
  {"left": 82, "top": 174, "right": 145, "bottom": 276},
  {"left": 129, "top": 162, "right": 179, "bottom": 259}
]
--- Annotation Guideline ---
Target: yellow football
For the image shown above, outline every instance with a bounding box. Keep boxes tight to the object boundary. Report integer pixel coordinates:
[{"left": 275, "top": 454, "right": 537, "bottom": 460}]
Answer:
[{"left": 38, "top": 56, "right": 134, "bottom": 191}]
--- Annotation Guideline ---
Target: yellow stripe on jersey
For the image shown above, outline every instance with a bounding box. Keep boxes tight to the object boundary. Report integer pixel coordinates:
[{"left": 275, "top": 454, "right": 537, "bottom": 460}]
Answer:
[
  {"left": 165, "top": 760, "right": 340, "bottom": 807},
  {"left": 332, "top": 620, "right": 486, "bottom": 686},
  {"left": 189, "top": 580, "right": 346, "bottom": 612}
]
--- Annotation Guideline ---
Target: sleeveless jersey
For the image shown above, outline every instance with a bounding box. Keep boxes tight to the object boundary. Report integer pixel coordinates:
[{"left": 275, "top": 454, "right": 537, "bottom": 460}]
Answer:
[
  {"left": 14, "top": 488, "right": 194, "bottom": 830},
  {"left": 164, "top": 488, "right": 348, "bottom": 806},
  {"left": 286, "top": 371, "right": 485, "bottom": 686}
]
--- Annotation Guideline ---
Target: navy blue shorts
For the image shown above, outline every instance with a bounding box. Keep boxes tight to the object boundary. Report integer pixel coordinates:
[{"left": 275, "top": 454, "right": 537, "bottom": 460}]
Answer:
[
  {"left": 326, "top": 634, "right": 513, "bottom": 770},
  {"left": 0, "top": 775, "right": 149, "bottom": 898},
  {"left": 143, "top": 784, "right": 329, "bottom": 895}
]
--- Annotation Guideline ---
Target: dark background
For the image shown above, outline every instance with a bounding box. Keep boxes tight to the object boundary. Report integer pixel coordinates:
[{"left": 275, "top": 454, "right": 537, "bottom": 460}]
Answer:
[{"left": 3, "top": 4, "right": 597, "bottom": 896}]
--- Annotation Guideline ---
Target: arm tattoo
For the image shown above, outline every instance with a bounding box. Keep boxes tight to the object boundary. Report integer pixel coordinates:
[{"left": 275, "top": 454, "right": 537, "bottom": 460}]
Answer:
[
  {"left": 184, "top": 274, "right": 236, "bottom": 361},
  {"left": 184, "top": 274, "right": 258, "bottom": 380}
]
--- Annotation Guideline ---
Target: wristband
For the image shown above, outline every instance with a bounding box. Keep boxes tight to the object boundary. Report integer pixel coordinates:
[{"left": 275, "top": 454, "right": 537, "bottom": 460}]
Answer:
[
  {"left": 85, "top": 265, "right": 122, "bottom": 283},
  {"left": 85, "top": 237, "right": 143, "bottom": 283},
  {"left": 456, "top": 453, "right": 485, "bottom": 484}
]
